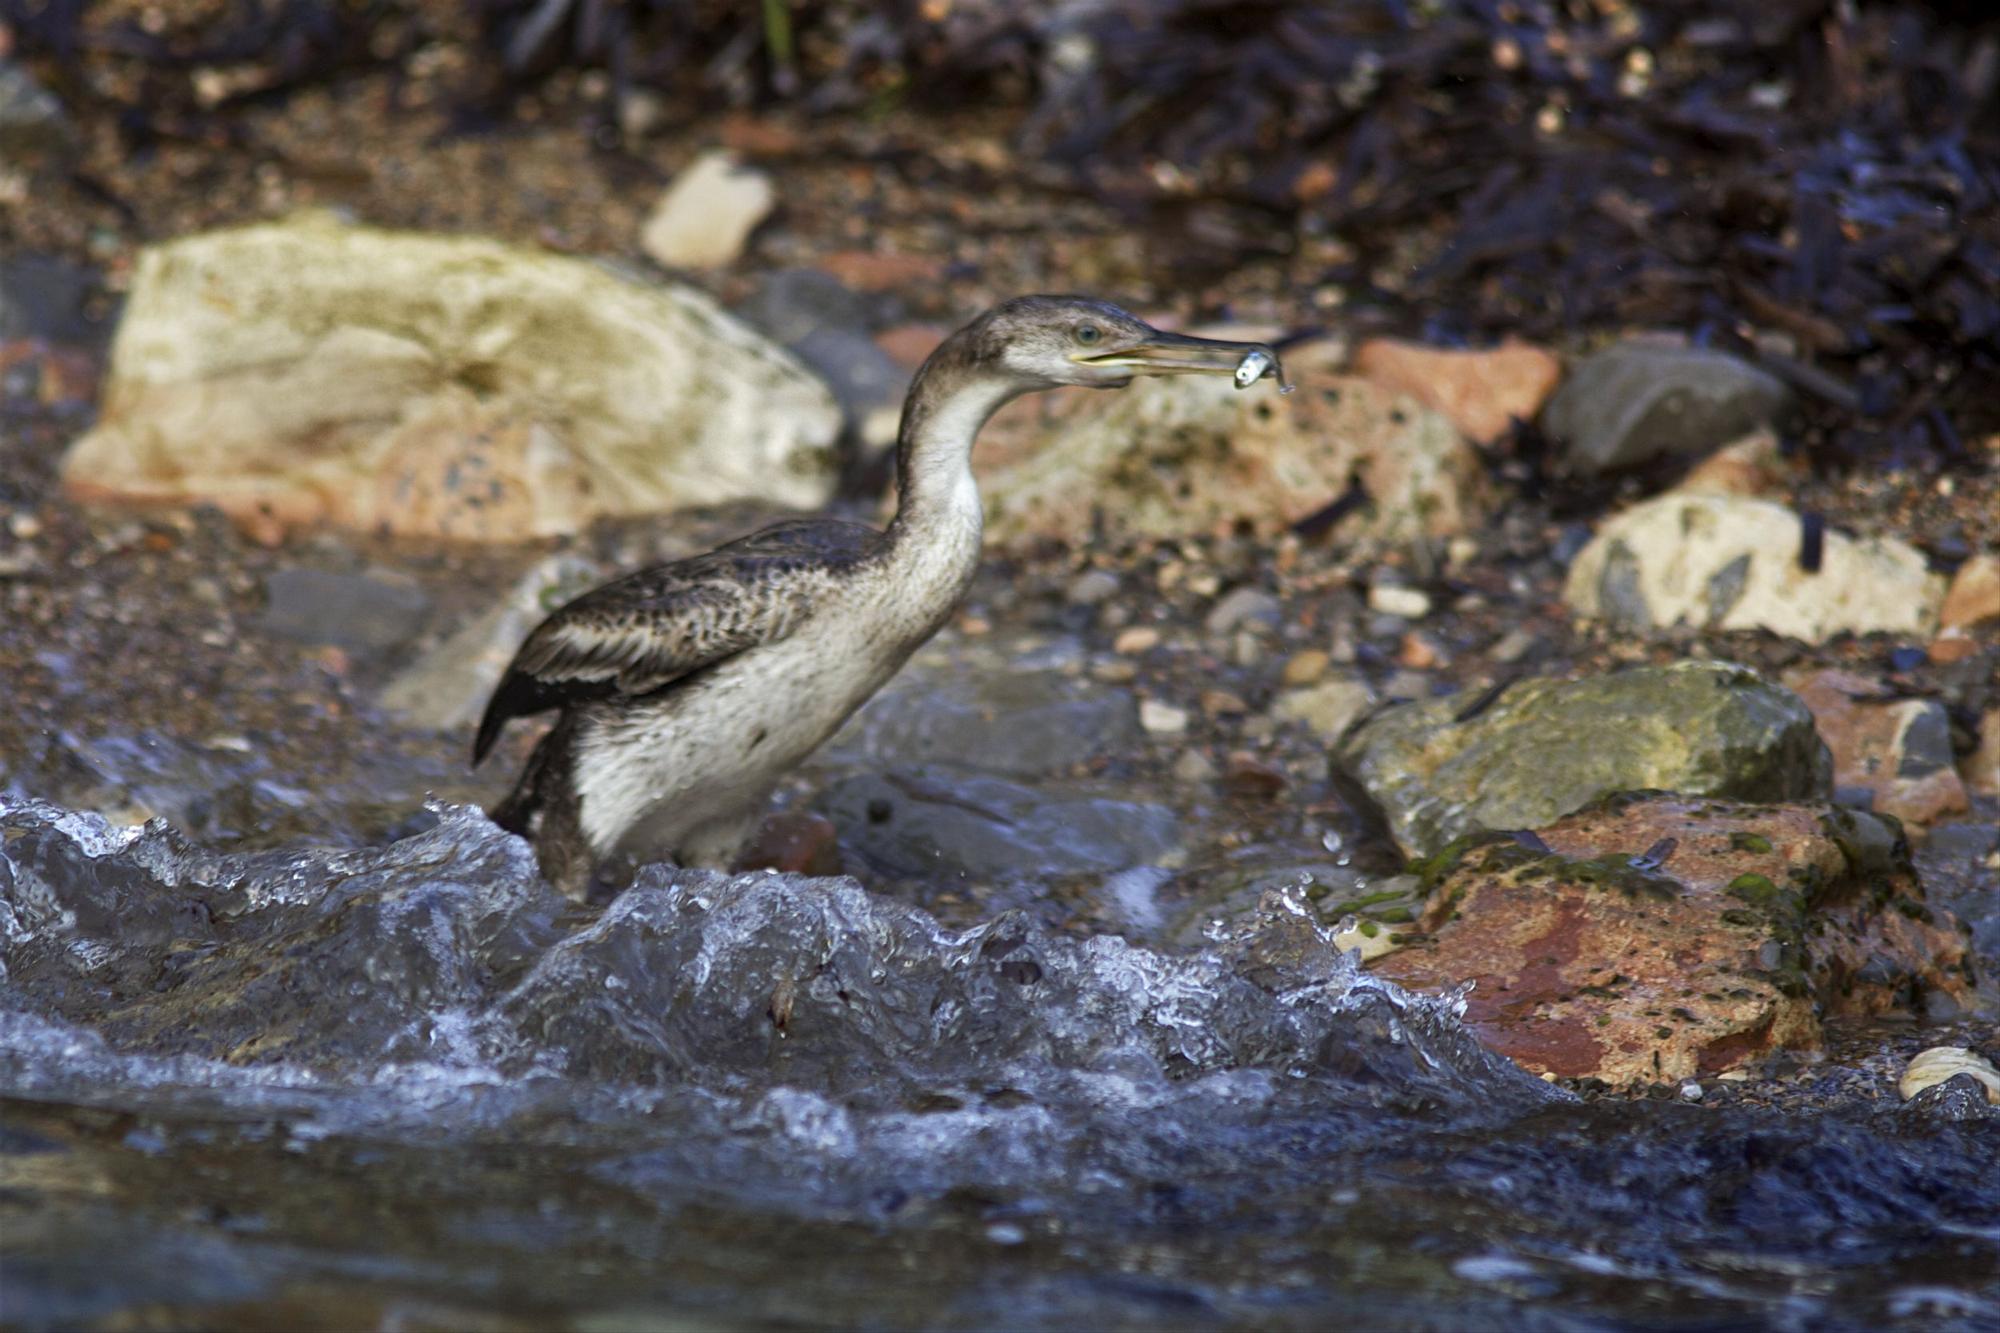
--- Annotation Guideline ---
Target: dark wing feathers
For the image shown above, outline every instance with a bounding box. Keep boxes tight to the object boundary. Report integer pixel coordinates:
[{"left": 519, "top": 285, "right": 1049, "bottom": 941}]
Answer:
[{"left": 471, "top": 519, "right": 880, "bottom": 765}]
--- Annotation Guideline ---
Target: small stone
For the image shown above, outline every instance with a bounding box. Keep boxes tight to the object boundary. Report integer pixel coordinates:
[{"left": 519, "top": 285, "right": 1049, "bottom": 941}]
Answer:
[
  {"left": 1201, "top": 689, "right": 1248, "bottom": 717},
  {"left": 1067, "top": 569, "right": 1121, "bottom": 606},
  {"left": 1114, "top": 626, "right": 1161, "bottom": 655},
  {"left": 1328, "top": 623, "right": 1358, "bottom": 664},
  {"left": 1381, "top": 670, "right": 1433, "bottom": 702},
  {"left": 1544, "top": 341, "right": 1793, "bottom": 475},
  {"left": 739, "top": 809, "right": 841, "bottom": 877},
  {"left": 1367, "top": 584, "right": 1432, "bottom": 619},
  {"left": 1089, "top": 659, "right": 1137, "bottom": 684},
  {"left": 1281, "top": 649, "right": 1331, "bottom": 686},
  {"left": 1188, "top": 570, "right": 1223, "bottom": 598},
  {"left": 1928, "top": 629, "right": 1978, "bottom": 664},
  {"left": 1352, "top": 336, "right": 1562, "bottom": 445},
  {"left": 1898, "top": 1047, "right": 2000, "bottom": 1104},
  {"left": 1488, "top": 628, "right": 1541, "bottom": 664},
  {"left": 1398, "top": 631, "right": 1446, "bottom": 670},
  {"left": 1222, "top": 752, "right": 1289, "bottom": 798},
  {"left": 1205, "top": 586, "right": 1283, "bottom": 636},
  {"left": 6, "top": 511, "right": 39, "bottom": 540},
  {"left": 1272, "top": 678, "right": 1377, "bottom": 740},
  {"left": 1172, "top": 748, "right": 1218, "bottom": 784},
  {"left": 1939, "top": 552, "right": 2000, "bottom": 631},
  {"left": 1785, "top": 669, "right": 1968, "bottom": 826},
  {"left": 1679, "top": 1081, "right": 1703, "bottom": 1102},
  {"left": 1140, "top": 699, "right": 1190, "bottom": 735},
  {"left": 639, "top": 150, "right": 775, "bottom": 270}
]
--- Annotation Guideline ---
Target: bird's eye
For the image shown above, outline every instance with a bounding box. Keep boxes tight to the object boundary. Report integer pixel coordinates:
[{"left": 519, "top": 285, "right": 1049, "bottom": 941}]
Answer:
[{"left": 1075, "top": 324, "right": 1101, "bottom": 345}]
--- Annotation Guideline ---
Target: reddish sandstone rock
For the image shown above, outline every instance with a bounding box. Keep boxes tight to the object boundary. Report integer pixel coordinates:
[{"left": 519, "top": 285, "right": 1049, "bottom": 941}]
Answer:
[
  {"left": 1352, "top": 336, "right": 1562, "bottom": 445},
  {"left": 1940, "top": 552, "right": 2000, "bottom": 631},
  {"left": 1784, "top": 668, "right": 1968, "bottom": 826},
  {"left": 1370, "top": 795, "right": 1975, "bottom": 1087}
]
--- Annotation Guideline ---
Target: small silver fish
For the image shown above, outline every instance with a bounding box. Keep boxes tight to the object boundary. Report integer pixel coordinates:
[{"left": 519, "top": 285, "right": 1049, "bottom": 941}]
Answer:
[{"left": 1233, "top": 347, "right": 1295, "bottom": 393}]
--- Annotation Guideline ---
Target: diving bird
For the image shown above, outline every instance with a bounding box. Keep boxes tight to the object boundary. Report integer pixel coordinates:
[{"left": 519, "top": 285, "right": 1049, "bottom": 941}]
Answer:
[{"left": 474, "top": 295, "right": 1281, "bottom": 897}]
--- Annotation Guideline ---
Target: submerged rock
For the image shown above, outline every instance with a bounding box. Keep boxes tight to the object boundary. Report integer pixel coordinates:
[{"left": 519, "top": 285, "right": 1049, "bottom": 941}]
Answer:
[
  {"left": 981, "top": 337, "right": 1486, "bottom": 547},
  {"left": 833, "top": 668, "right": 1138, "bottom": 779},
  {"left": 1564, "top": 493, "right": 1944, "bottom": 641},
  {"left": 1544, "top": 341, "right": 1792, "bottom": 476},
  {"left": 1373, "top": 795, "right": 1977, "bottom": 1086},
  {"left": 1338, "top": 661, "right": 1831, "bottom": 857},
  {"left": 1784, "top": 669, "right": 1968, "bottom": 826},
  {"left": 61, "top": 214, "right": 841, "bottom": 542}
]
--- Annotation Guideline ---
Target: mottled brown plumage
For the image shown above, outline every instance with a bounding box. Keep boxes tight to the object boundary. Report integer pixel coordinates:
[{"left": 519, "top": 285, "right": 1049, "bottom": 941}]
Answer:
[{"left": 476, "top": 296, "right": 1278, "bottom": 897}]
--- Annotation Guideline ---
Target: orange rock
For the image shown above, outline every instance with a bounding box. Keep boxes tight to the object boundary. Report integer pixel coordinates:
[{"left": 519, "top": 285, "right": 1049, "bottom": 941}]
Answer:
[
  {"left": 1785, "top": 668, "right": 1968, "bottom": 826},
  {"left": 740, "top": 809, "right": 841, "bottom": 877},
  {"left": 1940, "top": 552, "right": 2000, "bottom": 630},
  {"left": 1678, "top": 427, "right": 1799, "bottom": 498},
  {"left": 1353, "top": 337, "right": 1562, "bottom": 445},
  {"left": 874, "top": 323, "right": 948, "bottom": 372},
  {"left": 1372, "top": 795, "right": 1974, "bottom": 1086},
  {"left": 819, "top": 250, "right": 947, "bottom": 293}
]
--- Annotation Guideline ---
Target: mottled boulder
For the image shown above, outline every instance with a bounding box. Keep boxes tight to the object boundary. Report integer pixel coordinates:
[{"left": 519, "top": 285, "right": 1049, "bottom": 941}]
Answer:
[
  {"left": 1337, "top": 660, "right": 1832, "bottom": 857},
  {"left": 1784, "top": 669, "right": 1968, "bottom": 826},
  {"left": 61, "top": 213, "right": 841, "bottom": 542},
  {"left": 1564, "top": 493, "right": 1944, "bottom": 641},
  {"left": 1372, "top": 795, "right": 1977, "bottom": 1086},
  {"left": 981, "top": 336, "right": 1487, "bottom": 547},
  {"left": 1544, "top": 341, "right": 1792, "bottom": 475}
]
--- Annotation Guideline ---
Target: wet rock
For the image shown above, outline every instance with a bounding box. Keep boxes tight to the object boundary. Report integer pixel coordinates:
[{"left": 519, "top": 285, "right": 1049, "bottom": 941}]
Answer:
[
  {"left": 380, "top": 554, "right": 602, "bottom": 733},
  {"left": 1898, "top": 1047, "right": 2000, "bottom": 1105},
  {"left": 1564, "top": 494, "right": 1944, "bottom": 641},
  {"left": 1273, "top": 677, "right": 1377, "bottom": 742},
  {"left": 1784, "top": 670, "right": 1968, "bottom": 827},
  {"left": 1897, "top": 1073, "right": 2000, "bottom": 1123},
  {"left": 982, "top": 336, "right": 1486, "bottom": 547},
  {"left": 258, "top": 567, "right": 431, "bottom": 658},
  {"left": 1374, "top": 795, "right": 1977, "bottom": 1086},
  {"left": 1205, "top": 586, "right": 1282, "bottom": 636},
  {"left": 835, "top": 668, "right": 1137, "bottom": 779},
  {"left": 1367, "top": 584, "right": 1432, "bottom": 619},
  {"left": 1352, "top": 337, "right": 1562, "bottom": 444},
  {"left": 638, "top": 150, "right": 775, "bottom": 270},
  {"left": 1939, "top": 552, "right": 2000, "bottom": 631},
  {"left": 740, "top": 809, "right": 842, "bottom": 877},
  {"left": 1544, "top": 341, "right": 1792, "bottom": 476},
  {"left": 61, "top": 214, "right": 840, "bottom": 542},
  {"left": 1339, "top": 661, "right": 1831, "bottom": 857},
  {"left": 820, "top": 767, "right": 1182, "bottom": 882}
]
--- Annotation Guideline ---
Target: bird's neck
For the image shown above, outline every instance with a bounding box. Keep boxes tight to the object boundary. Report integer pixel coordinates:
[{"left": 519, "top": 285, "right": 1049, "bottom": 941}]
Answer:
[{"left": 884, "top": 342, "right": 1021, "bottom": 552}]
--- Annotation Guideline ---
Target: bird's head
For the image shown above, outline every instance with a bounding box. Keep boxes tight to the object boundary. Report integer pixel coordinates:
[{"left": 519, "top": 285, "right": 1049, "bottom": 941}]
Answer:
[{"left": 965, "top": 295, "right": 1282, "bottom": 392}]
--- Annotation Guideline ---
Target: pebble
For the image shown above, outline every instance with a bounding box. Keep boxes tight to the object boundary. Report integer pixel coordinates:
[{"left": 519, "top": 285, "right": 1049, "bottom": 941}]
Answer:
[
  {"left": 1222, "top": 752, "right": 1288, "bottom": 797},
  {"left": 1140, "top": 699, "right": 1190, "bottom": 735},
  {"left": 1205, "top": 586, "right": 1283, "bottom": 636},
  {"left": 1201, "top": 690, "right": 1248, "bottom": 717},
  {"left": 1114, "top": 626, "right": 1161, "bottom": 655},
  {"left": 7, "top": 511, "right": 40, "bottom": 540},
  {"left": 1172, "top": 748, "right": 1218, "bottom": 784},
  {"left": 1089, "top": 659, "right": 1137, "bottom": 684},
  {"left": 1272, "top": 678, "right": 1377, "bottom": 740},
  {"left": 1381, "top": 670, "right": 1434, "bottom": 701},
  {"left": 1398, "top": 631, "right": 1446, "bottom": 670},
  {"left": 1939, "top": 553, "right": 2000, "bottom": 631},
  {"left": 1067, "top": 569, "right": 1121, "bottom": 606},
  {"left": 1898, "top": 1047, "right": 2000, "bottom": 1104},
  {"left": 1368, "top": 584, "right": 1432, "bottom": 619},
  {"left": 639, "top": 150, "right": 775, "bottom": 269},
  {"left": 1488, "top": 627, "right": 1541, "bottom": 664},
  {"left": 1282, "top": 649, "right": 1331, "bottom": 686}
]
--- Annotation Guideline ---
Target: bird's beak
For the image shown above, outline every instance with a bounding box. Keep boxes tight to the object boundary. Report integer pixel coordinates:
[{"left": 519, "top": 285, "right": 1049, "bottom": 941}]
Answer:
[{"left": 1073, "top": 328, "right": 1278, "bottom": 378}]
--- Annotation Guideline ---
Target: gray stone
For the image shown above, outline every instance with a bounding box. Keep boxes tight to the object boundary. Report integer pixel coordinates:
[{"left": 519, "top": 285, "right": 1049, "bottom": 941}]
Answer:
[
  {"left": 820, "top": 767, "right": 1182, "bottom": 881},
  {"left": 259, "top": 567, "right": 431, "bottom": 656},
  {"left": 0, "top": 254, "right": 106, "bottom": 345},
  {"left": 734, "top": 268, "right": 888, "bottom": 346},
  {"left": 836, "top": 669, "right": 1138, "bottom": 779},
  {"left": 1067, "top": 569, "right": 1121, "bottom": 606},
  {"left": 380, "top": 554, "right": 601, "bottom": 731},
  {"left": 788, "top": 324, "right": 910, "bottom": 447},
  {"left": 1205, "top": 587, "right": 1283, "bottom": 636},
  {"left": 1545, "top": 341, "right": 1793, "bottom": 475},
  {"left": 1272, "top": 678, "right": 1377, "bottom": 741},
  {"left": 1336, "top": 660, "right": 1834, "bottom": 856},
  {"left": 0, "top": 59, "right": 77, "bottom": 165}
]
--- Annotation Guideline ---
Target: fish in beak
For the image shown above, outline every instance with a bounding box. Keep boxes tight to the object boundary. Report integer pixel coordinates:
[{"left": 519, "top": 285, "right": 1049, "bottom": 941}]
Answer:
[{"left": 1073, "top": 328, "right": 1292, "bottom": 392}]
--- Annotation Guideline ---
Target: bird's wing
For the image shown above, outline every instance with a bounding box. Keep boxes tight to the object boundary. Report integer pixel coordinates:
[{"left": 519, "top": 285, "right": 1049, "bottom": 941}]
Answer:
[{"left": 472, "top": 519, "right": 880, "bottom": 764}]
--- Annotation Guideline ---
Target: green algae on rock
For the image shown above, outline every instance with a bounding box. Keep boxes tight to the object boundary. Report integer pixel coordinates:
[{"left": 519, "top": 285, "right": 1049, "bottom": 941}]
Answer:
[
  {"left": 1372, "top": 795, "right": 1978, "bottom": 1087},
  {"left": 1337, "top": 660, "right": 1832, "bottom": 858}
]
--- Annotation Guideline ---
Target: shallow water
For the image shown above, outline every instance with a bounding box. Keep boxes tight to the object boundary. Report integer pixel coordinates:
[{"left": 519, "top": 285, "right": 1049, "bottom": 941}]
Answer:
[{"left": 3, "top": 796, "right": 1997, "bottom": 1330}]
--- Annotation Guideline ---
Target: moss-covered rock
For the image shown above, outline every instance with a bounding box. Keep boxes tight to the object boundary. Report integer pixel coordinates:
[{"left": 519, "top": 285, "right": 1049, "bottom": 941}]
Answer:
[
  {"left": 1371, "top": 795, "right": 1977, "bottom": 1087},
  {"left": 1337, "top": 660, "right": 1832, "bottom": 857}
]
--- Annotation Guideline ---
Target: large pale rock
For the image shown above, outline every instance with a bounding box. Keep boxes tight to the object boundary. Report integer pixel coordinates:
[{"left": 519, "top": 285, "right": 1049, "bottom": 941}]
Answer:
[
  {"left": 1784, "top": 669, "right": 1968, "bottom": 826},
  {"left": 1373, "top": 795, "right": 1976, "bottom": 1086},
  {"left": 639, "top": 150, "right": 775, "bottom": 270},
  {"left": 61, "top": 214, "right": 841, "bottom": 542},
  {"left": 1338, "top": 660, "right": 1832, "bottom": 857},
  {"left": 981, "top": 337, "right": 1486, "bottom": 547},
  {"left": 1544, "top": 341, "right": 1792, "bottom": 475},
  {"left": 1565, "top": 493, "right": 1945, "bottom": 641},
  {"left": 1352, "top": 337, "right": 1561, "bottom": 444}
]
